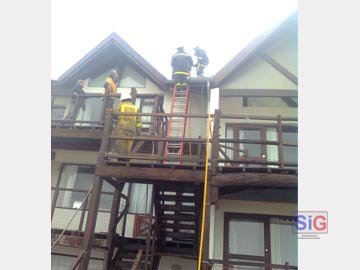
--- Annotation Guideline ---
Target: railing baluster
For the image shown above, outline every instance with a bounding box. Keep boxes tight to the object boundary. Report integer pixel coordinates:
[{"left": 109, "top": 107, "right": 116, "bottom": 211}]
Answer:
[{"left": 277, "top": 115, "right": 285, "bottom": 168}]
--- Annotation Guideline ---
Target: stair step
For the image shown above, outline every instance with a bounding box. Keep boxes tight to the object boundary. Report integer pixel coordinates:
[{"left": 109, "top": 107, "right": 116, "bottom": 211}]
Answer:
[
  {"left": 163, "top": 231, "right": 196, "bottom": 239},
  {"left": 159, "top": 223, "right": 196, "bottom": 230},
  {"left": 159, "top": 205, "right": 195, "bottom": 212},
  {"left": 158, "top": 195, "right": 196, "bottom": 202},
  {"left": 160, "top": 214, "right": 195, "bottom": 221}
]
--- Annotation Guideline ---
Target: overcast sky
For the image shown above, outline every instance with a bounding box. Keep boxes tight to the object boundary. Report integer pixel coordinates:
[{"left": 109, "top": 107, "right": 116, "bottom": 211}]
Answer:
[{"left": 51, "top": 0, "right": 297, "bottom": 80}]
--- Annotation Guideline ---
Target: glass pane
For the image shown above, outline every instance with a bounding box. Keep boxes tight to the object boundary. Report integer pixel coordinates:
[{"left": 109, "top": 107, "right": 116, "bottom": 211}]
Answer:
[
  {"left": 88, "top": 68, "right": 116, "bottom": 87},
  {"left": 229, "top": 219, "right": 264, "bottom": 256},
  {"left": 58, "top": 165, "right": 80, "bottom": 189},
  {"left": 226, "top": 126, "right": 234, "bottom": 160},
  {"left": 129, "top": 183, "right": 153, "bottom": 214},
  {"left": 266, "top": 128, "right": 279, "bottom": 167},
  {"left": 59, "top": 165, "right": 94, "bottom": 190},
  {"left": 99, "top": 194, "right": 114, "bottom": 211},
  {"left": 282, "top": 131, "right": 297, "bottom": 144},
  {"left": 56, "top": 190, "right": 88, "bottom": 209},
  {"left": 284, "top": 146, "right": 297, "bottom": 164},
  {"left": 247, "top": 97, "right": 288, "bottom": 107},
  {"left": 141, "top": 104, "right": 153, "bottom": 129},
  {"left": 240, "top": 129, "right": 261, "bottom": 157},
  {"left": 75, "top": 97, "right": 103, "bottom": 126},
  {"left": 270, "top": 217, "right": 298, "bottom": 266}
]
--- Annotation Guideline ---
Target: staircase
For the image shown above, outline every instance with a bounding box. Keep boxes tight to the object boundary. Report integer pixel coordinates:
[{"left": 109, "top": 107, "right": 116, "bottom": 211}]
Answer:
[
  {"left": 154, "top": 183, "right": 203, "bottom": 258},
  {"left": 164, "top": 85, "right": 190, "bottom": 163},
  {"left": 110, "top": 238, "right": 159, "bottom": 270}
]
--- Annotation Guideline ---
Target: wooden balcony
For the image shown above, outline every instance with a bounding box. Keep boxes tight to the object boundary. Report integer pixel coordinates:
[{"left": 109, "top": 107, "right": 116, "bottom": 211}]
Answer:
[{"left": 52, "top": 93, "right": 298, "bottom": 188}]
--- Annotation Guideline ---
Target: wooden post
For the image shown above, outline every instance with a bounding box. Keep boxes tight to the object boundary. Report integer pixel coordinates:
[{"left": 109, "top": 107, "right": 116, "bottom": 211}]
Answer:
[
  {"left": 211, "top": 110, "right": 221, "bottom": 176},
  {"left": 104, "top": 185, "right": 123, "bottom": 269},
  {"left": 277, "top": 115, "right": 284, "bottom": 168},
  {"left": 144, "top": 187, "right": 154, "bottom": 270},
  {"left": 131, "top": 249, "right": 143, "bottom": 270},
  {"left": 77, "top": 195, "right": 88, "bottom": 235},
  {"left": 78, "top": 107, "right": 114, "bottom": 270},
  {"left": 51, "top": 164, "right": 64, "bottom": 220},
  {"left": 78, "top": 176, "right": 103, "bottom": 270},
  {"left": 201, "top": 182, "right": 212, "bottom": 270}
]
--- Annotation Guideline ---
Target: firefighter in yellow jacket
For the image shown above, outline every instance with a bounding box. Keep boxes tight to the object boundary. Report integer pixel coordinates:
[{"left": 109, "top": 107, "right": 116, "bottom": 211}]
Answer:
[{"left": 113, "top": 92, "right": 142, "bottom": 156}]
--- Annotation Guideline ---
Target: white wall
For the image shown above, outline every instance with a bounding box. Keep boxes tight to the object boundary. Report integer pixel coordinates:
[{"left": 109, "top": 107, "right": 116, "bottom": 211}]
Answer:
[{"left": 158, "top": 256, "right": 197, "bottom": 270}]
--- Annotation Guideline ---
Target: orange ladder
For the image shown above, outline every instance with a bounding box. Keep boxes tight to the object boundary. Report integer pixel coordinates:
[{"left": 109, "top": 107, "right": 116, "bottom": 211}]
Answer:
[{"left": 164, "top": 85, "right": 189, "bottom": 163}]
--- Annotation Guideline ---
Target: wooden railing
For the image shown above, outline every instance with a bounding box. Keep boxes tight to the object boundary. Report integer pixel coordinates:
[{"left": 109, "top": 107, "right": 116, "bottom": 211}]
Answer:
[
  {"left": 105, "top": 110, "right": 298, "bottom": 169},
  {"left": 51, "top": 92, "right": 298, "bottom": 169}
]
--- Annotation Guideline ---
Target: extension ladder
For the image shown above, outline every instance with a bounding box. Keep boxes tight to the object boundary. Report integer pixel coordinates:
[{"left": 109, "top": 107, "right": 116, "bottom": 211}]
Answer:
[{"left": 164, "top": 85, "right": 189, "bottom": 163}]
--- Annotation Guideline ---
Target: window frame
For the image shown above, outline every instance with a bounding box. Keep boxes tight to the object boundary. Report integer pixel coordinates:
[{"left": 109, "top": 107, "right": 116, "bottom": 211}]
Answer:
[
  {"left": 223, "top": 212, "right": 298, "bottom": 270},
  {"left": 51, "top": 163, "right": 116, "bottom": 215}
]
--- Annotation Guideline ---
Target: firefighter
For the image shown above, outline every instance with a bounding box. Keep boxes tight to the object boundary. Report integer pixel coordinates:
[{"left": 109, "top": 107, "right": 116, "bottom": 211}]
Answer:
[
  {"left": 193, "top": 46, "right": 209, "bottom": 77},
  {"left": 171, "top": 46, "right": 193, "bottom": 90},
  {"left": 112, "top": 92, "right": 142, "bottom": 158},
  {"left": 102, "top": 69, "right": 119, "bottom": 108}
]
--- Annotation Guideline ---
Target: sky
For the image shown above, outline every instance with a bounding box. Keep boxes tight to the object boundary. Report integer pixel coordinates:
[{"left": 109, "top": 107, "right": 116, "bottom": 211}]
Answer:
[{"left": 51, "top": 0, "right": 298, "bottom": 80}]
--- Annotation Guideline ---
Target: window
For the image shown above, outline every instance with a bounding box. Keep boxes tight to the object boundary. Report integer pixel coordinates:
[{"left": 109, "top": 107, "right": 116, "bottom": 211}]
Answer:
[
  {"left": 133, "top": 215, "right": 154, "bottom": 237},
  {"left": 243, "top": 97, "right": 298, "bottom": 108},
  {"left": 135, "top": 95, "right": 162, "bottom": 131},
  {"left": 54, "top": 164, "right": 114, "bottom": 212},
  {"left": 129, "top": 183, "right": 153, "bottom": 214},
  {"left": 224, "top": 213, "right": 297, "bottom": 270},
  {"left": 225, "top": 124, "right": 298, "bottom": 167},
  {"left": 88, "top": 67, "right": 118, "bottom": 87}
]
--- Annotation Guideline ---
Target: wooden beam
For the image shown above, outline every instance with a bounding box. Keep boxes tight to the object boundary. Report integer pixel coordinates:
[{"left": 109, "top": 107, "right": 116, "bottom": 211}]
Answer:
[
  {"left": 220, "top": 89, "right": 297, "bottom": 98},
  {"left": 262, "top": 53, "right": 298, "bottom": 85},
  {"left": 131, "top": 249, "right": 143, "bottom": 270},
  {"left": 211, "top": 173, "right": 297, "bottom": 188},
  {"left": 96, "top": 165, "right": 205, "bottom": 183},
  {"left": 51, "top": 128, "right": 103, "bottom": 139}
]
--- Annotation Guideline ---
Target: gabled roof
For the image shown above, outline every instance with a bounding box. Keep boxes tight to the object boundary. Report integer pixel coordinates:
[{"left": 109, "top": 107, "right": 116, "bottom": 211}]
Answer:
[
  {"left": 213, "top": 11, "right": 298, "bottom": 87},
  {"left": 53, "top": 32, "right": 168, "bottom": 90}
]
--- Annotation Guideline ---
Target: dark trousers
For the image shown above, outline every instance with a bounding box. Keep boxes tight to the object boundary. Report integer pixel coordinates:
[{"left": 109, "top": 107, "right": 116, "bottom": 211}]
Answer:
[
  {"left": 196, "top": 64, "right": 206, "bottom": 77},
  {"left": 173, "top": 73, "right": 188, "bottom": 90}
]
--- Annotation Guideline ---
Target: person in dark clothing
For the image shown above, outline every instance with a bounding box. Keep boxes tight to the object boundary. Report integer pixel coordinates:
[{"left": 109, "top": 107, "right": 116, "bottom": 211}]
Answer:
[
  {"left": 64, "top": 80, "right": 86, "bottom": 120},
  {"left": 171, "top": 46, "right": 193, "bottom": 90},
  {"left": 193, "top": 46, "right": 209, "bottom": 77}
]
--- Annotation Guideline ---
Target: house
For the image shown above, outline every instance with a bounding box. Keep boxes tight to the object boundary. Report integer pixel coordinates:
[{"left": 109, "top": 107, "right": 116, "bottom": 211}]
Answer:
[{"left": 51, "top": 11, "right": 298, "bottom": 270}]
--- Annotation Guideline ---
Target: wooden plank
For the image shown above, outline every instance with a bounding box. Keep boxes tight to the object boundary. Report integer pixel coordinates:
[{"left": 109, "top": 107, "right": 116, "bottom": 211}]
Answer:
[
  {"left": 211, "top": 173, "right": 297, "bottom": 188},
  {"left": 95, "top": 165, "right": 205, "bottom": 182},
  {"left": 158, "top": 223, "right": 196, "bottom": 230},
  {"left": 159, "top": 205, "right": 195, "bottom": 212},
  {"left": 51, "top": 128, "right": 103, "bottom": 139},
  {"left": 160, "top": 214, "right": 195, "bottom": 221},
  {"left": 158, "top": 195, "right": 196, "bottom": 202},
  {"left": 164, "top": 231, "right": 196, "bottom": 239},
  {"left": 219, "top": 89, "right": 297, "bottom": 98},
  {"left": 131, "top": 249, "right": 143, "bottom": 270}
]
